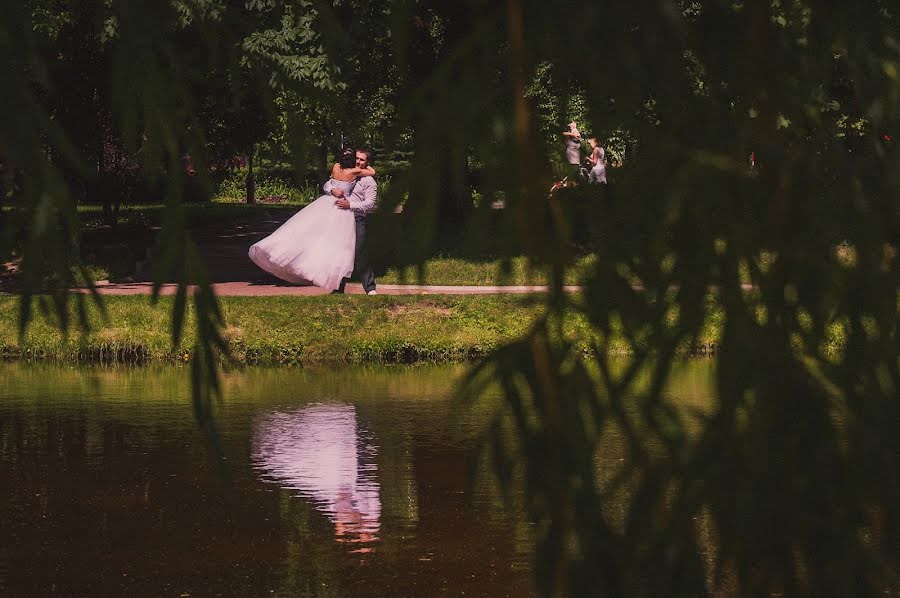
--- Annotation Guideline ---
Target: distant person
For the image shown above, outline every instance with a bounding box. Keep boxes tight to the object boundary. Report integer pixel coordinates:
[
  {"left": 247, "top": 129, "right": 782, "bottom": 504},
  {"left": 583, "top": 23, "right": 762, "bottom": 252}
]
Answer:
[
  {"left": 248, "top": 146, "right": 376, "bottom": 292},
  {"left": 324, "top": 148, "right": 377, "bottom": 295},
  {"left": 562, "top": 121, "right": 582, "bottom": 177},
  {"left": 586, "top": 137, "right": 607, "bottom": 184}
]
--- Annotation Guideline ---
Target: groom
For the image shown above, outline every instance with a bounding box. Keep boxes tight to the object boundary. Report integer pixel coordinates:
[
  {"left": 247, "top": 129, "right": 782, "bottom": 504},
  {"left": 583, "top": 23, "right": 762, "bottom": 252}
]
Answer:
[{"left": 325, "top": 148, "right": 377, "bottom": 295}]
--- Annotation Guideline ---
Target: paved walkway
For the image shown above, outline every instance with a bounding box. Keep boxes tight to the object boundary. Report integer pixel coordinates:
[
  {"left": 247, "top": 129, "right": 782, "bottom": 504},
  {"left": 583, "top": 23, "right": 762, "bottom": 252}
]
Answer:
[
  {"left": 2, "top": 212, "right": 578, "bottom": 296},
  {"left": 80, "top": 281, "right": 582, "bottom": 296},
  {"left": 2, "top": 211, "right": 759, "bottom": 297},
  {"left": 85, "top": 214, "right": 579, "bottom": 296},
  {"left": 70, "top": 213, "right": 585, "bottom": 296}
]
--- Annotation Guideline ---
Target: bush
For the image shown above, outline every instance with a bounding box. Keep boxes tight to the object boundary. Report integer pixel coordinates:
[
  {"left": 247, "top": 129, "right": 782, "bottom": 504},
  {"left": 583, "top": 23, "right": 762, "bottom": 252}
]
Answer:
[{"left": 215, "top": 167, "right": 320, "bottom": 205}]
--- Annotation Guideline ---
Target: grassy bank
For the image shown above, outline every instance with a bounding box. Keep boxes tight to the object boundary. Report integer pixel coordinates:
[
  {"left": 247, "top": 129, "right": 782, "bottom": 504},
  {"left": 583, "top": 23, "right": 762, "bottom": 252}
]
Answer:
[{"left": 0, "top": 294, "right": 725, "bottom": 365}]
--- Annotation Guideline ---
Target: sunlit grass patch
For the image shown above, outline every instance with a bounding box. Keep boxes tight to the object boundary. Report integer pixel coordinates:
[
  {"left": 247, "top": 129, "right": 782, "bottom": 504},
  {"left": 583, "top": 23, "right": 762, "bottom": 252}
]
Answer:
[
  {"left": 0, "top": 292, "right": 745, "bottom": 366},
  {"left": 380, "top": 254, "right": 596, "bottom": 286}
]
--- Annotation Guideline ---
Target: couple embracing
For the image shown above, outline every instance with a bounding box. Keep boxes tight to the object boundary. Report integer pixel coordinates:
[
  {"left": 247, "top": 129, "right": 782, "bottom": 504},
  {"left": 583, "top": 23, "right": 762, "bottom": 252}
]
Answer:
[{"left": 248, "top": 147, "right": 377, "bottom": 295}]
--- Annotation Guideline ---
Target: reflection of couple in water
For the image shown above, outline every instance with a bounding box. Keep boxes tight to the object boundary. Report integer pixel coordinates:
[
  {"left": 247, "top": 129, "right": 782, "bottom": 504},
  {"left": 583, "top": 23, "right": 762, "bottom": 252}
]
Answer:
[{"left": 251, "top": 403, "right": 381, "bottom": 551}]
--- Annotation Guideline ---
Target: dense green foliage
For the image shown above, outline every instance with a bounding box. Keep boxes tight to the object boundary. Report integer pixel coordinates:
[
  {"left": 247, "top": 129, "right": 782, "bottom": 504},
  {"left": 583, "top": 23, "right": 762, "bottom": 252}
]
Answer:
[
  {"left": 448, "top": 4, "right": 900, "bottom": 597},
  {"left": 1, "top": 1, "right": 898, "bottom": 596}
]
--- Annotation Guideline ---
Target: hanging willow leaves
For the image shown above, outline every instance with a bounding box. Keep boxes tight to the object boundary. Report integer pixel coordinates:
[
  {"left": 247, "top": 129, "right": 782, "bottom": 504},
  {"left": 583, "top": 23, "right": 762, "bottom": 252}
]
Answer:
[{"left": 2, "top": 1, "right": 898, "bottom": 596}]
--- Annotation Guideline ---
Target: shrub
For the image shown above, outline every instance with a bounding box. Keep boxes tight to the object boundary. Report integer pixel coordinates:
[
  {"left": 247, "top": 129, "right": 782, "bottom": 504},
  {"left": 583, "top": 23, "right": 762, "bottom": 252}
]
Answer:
[{"left": 215, "top": 167, "right": 320, "bottom": 205}]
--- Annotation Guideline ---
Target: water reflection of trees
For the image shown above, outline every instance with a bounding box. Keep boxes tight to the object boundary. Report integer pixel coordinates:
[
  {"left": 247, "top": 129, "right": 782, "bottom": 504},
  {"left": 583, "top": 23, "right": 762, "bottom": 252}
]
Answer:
[
  {"left": 0, "top": 398, "right": 273, "bottom": 595},
  {"left": 0, "top": 363, "right": 541, "bottom": 595}
]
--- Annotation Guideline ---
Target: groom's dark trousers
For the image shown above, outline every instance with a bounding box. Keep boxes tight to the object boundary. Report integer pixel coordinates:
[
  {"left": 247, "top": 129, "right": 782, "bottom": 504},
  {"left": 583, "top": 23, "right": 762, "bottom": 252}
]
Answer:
[{"left": 338, "top": 213, "right": 375, "bottom": 293}]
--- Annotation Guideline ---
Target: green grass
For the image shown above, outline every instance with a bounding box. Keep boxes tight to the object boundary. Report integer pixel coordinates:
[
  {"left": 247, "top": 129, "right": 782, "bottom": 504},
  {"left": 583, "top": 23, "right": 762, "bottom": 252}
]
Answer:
[
  {"left": 0, "top": 292, "right": 852, "bottom": 366},
  {"left": 76, "top": 202, "right": 300, "bottom": 229},
  {"left": 0, "top": 293, "right": 723, "bottom": 365},
  {"left": 379, "top": 255, "right": 597, "bottom": 286},
  {"left": 0, "top": 294, "right": 547, "bottom": 365},
  {"left": 214, "top": 167, "right": 321, "bottom": 205}
]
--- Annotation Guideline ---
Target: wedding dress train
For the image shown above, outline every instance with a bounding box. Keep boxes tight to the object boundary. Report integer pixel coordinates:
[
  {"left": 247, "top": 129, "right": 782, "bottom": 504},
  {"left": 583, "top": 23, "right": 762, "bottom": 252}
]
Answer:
[{"left": 248, "top": 179, "right": 357, "bottom": 290}]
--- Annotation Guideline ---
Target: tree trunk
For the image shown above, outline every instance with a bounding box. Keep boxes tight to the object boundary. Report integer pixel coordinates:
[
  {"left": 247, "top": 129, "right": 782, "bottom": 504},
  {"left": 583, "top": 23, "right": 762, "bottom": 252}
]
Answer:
[
  {"left": 436, "top": 145, "right": 473, "bottom": 241},
  {"left": 245, "top": 144, "right": 256, "bottom": 204},
  {"left": 319, "top": 142, "right": 329, "bottom": 178},
  {"left": 406, "top": 4, "right": 475, "bottom": 242}
]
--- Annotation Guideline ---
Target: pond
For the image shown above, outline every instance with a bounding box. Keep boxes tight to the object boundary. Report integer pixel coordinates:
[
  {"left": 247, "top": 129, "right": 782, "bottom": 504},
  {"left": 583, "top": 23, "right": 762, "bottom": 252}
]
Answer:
[{"left": 0, "top": 361, "right": 715, "bottom": 596}]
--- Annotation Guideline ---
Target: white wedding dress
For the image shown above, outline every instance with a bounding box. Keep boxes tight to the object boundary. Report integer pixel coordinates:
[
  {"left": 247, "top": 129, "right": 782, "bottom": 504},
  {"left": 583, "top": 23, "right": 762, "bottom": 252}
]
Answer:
[{"left": 248, "top": 179, "right": 357, "bottom": 290}]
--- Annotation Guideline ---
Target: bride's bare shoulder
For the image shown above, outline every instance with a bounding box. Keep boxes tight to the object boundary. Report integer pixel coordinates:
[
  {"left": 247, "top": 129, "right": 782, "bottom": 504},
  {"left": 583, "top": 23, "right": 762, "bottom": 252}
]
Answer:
[{"left": 331, "top": 163, "right": 357, "bottom": 182}]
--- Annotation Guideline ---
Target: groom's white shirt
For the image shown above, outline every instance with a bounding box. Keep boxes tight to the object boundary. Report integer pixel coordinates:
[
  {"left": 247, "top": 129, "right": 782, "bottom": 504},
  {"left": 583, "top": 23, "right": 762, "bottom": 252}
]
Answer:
[{"left": 323, "top": 176, "right": 377, "bottom": 215}]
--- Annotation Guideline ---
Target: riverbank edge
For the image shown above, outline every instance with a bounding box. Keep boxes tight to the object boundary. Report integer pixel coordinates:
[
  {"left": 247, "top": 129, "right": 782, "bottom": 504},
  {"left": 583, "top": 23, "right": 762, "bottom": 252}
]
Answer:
[
  {"left": 0, "top": 294, "right": 731, "bottom": 366},
  {"left": 0, "top": 338, "right": 720, "bottom": 366}
]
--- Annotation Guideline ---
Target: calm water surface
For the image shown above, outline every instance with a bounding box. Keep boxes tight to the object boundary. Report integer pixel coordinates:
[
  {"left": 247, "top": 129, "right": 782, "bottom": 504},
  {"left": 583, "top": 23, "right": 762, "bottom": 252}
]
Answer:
[{"left": 0, "top": 361, "right": 715, "bottom": 596}]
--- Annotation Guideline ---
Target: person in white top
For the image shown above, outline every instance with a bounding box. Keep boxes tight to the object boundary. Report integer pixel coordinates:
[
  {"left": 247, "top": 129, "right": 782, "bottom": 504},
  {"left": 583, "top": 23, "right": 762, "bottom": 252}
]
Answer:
[
  {"left": 587, "top": 136, "right": 607, "bottom": 184},
  {"left": 562, "top": 121, "right": 583, "bottom": 178}
]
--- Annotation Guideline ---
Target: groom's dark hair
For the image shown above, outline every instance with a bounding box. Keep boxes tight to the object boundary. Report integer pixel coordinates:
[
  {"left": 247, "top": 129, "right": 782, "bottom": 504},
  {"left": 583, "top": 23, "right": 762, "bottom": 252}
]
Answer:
[{"left": 338, "top": 146, "right": 356, "bottom": 168}]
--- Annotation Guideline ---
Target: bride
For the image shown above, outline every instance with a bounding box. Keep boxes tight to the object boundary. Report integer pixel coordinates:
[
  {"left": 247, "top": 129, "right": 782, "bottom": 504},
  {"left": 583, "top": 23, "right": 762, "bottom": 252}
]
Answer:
[{"left": 248, "top": 147, "right": 375, "bottom": 290}]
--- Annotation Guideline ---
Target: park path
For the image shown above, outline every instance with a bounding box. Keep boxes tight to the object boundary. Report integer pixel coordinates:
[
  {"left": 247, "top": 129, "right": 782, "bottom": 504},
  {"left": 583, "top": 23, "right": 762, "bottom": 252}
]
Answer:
[
  {"left": 117, "top": 211, "right": 579, "bottom": 295},
  {"left": 83, "top": 280, "right": 581, "bottom": 296},
  {"left": 1, "top": 209, "right": 579, "bottom": 296},
  {"left": 2, "top": 209, "right": 756, "bottom": 297},
  {"left": 86, "top": 211, "right": 580, "bottom": 296},
  {"left": 82, "top": 280, "right": 755, "bottom": 296}
]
